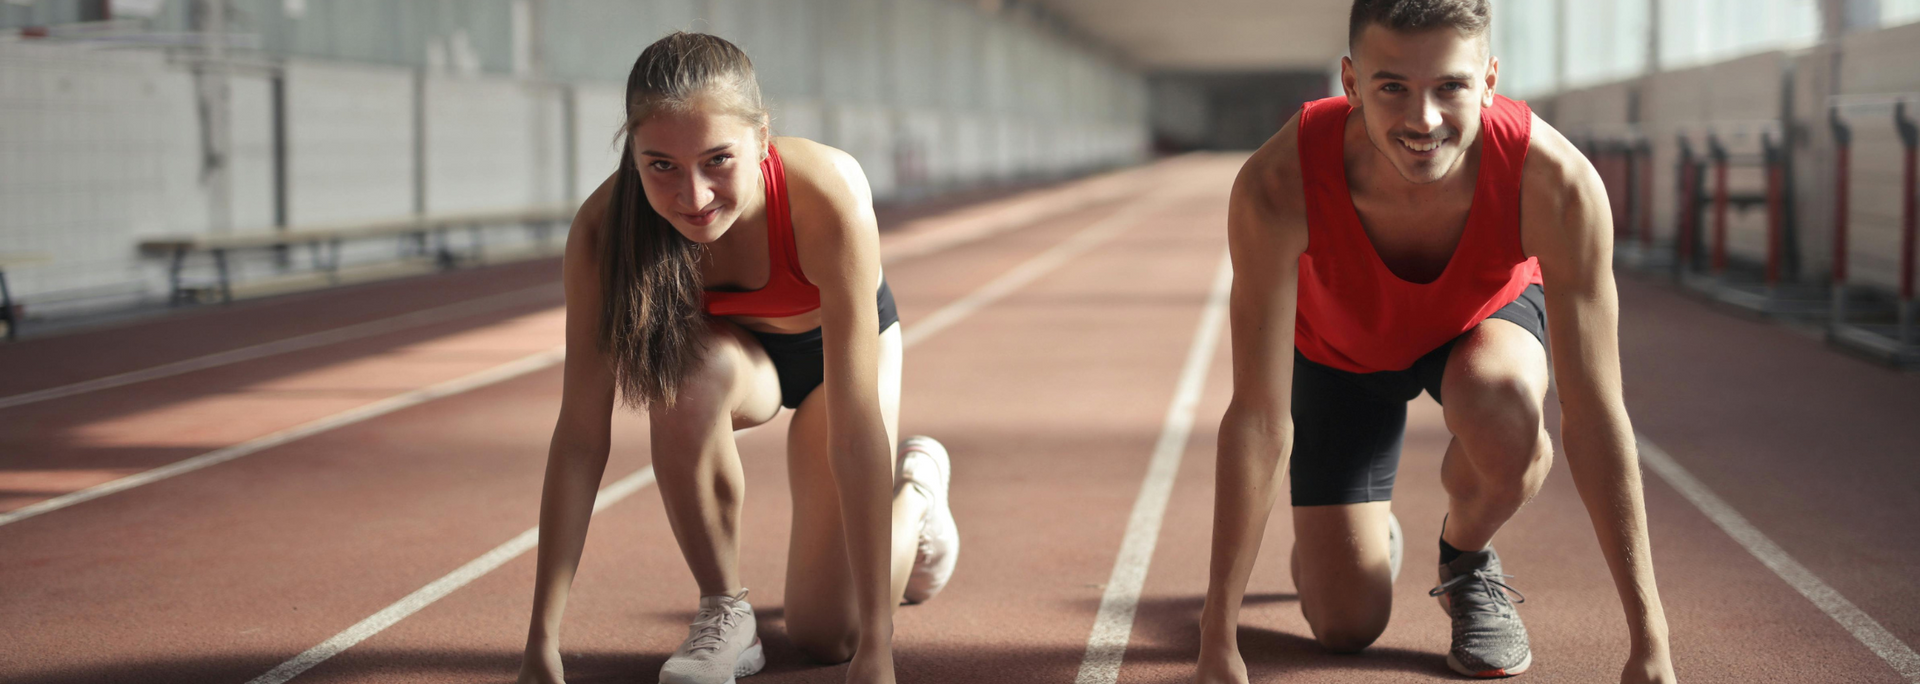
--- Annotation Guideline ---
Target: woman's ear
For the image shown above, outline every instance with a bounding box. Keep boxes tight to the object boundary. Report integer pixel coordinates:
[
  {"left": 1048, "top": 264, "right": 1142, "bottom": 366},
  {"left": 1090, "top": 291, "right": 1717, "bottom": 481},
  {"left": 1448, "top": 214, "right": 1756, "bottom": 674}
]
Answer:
[{"left": 758, "top": 121, "right": 771, "bottom": 160}]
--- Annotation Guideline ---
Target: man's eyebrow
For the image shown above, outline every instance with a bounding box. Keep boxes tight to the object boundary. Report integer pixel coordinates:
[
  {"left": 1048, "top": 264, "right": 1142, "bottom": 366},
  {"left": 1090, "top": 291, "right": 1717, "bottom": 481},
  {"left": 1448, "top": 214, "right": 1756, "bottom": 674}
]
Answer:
[
  {"left": 639, "top": 143, "right": 735, "bottom": 158},
  {"left": 1370, "top": 70, "right": 1474, "bottom": 81}
]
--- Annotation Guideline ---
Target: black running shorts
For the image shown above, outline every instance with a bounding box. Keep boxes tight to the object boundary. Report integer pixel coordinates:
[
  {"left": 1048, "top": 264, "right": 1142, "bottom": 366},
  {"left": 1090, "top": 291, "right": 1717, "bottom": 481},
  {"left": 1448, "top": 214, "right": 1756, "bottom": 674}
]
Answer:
[
  {"left": 744, "top": 280, "right": 900, "bottom": 410},
  {"left": 1288, "top": 284, "right": 1548, "bottom": 507}
]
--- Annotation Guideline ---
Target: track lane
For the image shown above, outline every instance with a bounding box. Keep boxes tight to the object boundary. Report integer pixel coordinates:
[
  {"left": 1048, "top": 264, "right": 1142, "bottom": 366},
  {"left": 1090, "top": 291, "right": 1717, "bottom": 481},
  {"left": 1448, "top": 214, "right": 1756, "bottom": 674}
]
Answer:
[
  {"left": 0, "top": 161, "right": 1172, "bottom": 518},
  {"left": 0, "top": 259, "right": 565, "bottom": 398},
  {"left": 0, "top": 309, "right": 568, "bottom": 515},
  {"left": 3, "top": 154, "right": 1917, "bottom": 683},
  {"left": 0, "top": 159, "right": 1219, "bottom": 684},
  {"left": 272, "top": 160, "right": 1240, "bottom": 683}
]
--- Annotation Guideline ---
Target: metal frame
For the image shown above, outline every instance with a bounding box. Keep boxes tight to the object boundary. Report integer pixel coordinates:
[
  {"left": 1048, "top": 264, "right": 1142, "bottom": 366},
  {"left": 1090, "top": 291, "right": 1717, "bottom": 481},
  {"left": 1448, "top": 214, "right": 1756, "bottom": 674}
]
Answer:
[{"left": 1828, "top": 96, "right": 1920, "bottom": 366}]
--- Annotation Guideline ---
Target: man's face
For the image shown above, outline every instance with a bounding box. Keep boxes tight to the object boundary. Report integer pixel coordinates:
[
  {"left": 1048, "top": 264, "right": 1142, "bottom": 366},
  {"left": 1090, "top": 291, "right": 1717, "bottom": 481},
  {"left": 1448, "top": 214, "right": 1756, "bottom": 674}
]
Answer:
[{"left": 1341, "top": 24, "right": 1498, "bottom": 185}]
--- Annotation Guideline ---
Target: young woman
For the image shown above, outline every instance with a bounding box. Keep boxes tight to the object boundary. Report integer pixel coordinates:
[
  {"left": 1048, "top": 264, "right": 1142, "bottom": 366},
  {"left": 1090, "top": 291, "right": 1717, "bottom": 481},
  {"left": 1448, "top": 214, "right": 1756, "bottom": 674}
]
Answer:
[{"left": 516, "top": 33, "right": 958, "bottom": 684}]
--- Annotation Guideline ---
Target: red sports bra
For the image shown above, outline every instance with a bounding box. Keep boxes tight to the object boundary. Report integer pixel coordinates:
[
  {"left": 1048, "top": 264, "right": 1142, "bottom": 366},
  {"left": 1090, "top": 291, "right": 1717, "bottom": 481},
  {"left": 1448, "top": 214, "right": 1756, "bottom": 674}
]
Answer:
[
  {"left": 703, "top": 145, "right": 822, "bottom": 318},
  {"left": 1293, "top": 95, "right": 1543, "bottom": 373}
]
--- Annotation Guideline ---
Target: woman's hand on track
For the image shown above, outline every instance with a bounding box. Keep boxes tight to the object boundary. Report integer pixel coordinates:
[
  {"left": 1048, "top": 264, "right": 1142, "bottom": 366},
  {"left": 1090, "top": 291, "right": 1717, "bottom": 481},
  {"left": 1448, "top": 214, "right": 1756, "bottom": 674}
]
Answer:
[{"left": 516, "top": 640, "right": 566, "bottom": 684}]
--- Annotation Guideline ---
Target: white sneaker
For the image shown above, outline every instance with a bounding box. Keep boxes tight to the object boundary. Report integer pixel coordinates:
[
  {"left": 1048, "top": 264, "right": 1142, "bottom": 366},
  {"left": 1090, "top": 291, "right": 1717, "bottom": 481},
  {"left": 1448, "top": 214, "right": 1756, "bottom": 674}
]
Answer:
[
  {"left": 899, "top": 436, "right": 959, "bottom": 604},
  {"left": 1387, "top": 511, "right": 1404, "bottom": 583},
  {"left": 659, "top": 590, "right": 765, "bottom": 684}
]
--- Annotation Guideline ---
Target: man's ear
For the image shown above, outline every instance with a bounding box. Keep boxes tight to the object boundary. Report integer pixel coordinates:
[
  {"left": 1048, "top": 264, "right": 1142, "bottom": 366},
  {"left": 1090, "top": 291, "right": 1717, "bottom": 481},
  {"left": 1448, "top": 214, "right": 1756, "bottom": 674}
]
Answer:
[
  {"left": 1483, "top": 55, "right": 1500, "bottom": 107},
  {"left": 1341, "top": 55, "right": 1360, "bottom": 107}
]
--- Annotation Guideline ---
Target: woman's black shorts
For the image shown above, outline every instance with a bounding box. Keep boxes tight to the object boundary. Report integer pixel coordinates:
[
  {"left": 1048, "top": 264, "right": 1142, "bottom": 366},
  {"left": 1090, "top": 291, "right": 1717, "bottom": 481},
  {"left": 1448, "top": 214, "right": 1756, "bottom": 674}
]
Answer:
[
  {"left": 743, "top": 280, "right": 900, "bottom": 410},
  {"left": 1288, "top": 284, "right": 1548, "bottom": 507}
]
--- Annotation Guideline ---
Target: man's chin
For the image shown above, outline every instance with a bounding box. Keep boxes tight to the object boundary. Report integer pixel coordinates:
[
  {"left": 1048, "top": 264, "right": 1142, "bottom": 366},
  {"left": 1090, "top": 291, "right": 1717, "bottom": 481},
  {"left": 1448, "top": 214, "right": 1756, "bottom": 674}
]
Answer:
[{"left": 1391, "top": 163, "right": 1450, "bottom": 186}]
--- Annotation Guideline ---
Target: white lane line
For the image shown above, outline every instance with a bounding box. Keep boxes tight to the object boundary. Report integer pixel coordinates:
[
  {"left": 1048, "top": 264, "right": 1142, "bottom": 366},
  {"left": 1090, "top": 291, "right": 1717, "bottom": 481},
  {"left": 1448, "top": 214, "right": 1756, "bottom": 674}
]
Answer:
[
  {"left": 0, "top": 347, "right": 566, "bottom": 529},
  {"left": 244, "top": 465, "right": 658, "bottom": 684},
  {"left": 1076, "top": 251, "right": 1233, "bottom": 684},
  {"left": 1638, "top": 437, "right": 1920, "bottom": 682},
  {"left": 1, "top": 181, "right": 1168, "bottom": 529},
  {"left": 0, "top": 285, "right": 559, "bottom": 411},
  {"left": 903, "top": 193, "right": 1166, "bottom": 347},
  {"left": 247, "top": 189, "right": 1169, "bottom": 683}
]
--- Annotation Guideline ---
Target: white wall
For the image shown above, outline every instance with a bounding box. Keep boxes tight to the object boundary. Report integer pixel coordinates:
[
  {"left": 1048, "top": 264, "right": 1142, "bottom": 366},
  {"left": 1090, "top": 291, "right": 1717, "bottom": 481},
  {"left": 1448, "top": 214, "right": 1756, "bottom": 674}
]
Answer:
[
  {"left": 424, "top": 75, "right": 566, "bottom": 214},
  {"left": 1, "top": 0, "right": 1150, "bottom": 313},
  {"left": 0, "top": 42, "right": 205, "bottom": 305},
  {"left": 284, "top": 61, "right": 414, "bottom": 226}
]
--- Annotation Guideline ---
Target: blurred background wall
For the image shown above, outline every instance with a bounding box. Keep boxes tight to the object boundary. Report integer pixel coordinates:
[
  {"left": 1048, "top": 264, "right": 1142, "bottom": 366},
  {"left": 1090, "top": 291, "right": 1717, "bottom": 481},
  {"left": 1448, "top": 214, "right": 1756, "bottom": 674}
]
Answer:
[
  {"left": 1497, "top": 0, "right": 1920, "bottom": 306},
  {"left": 0, "top": 0, "right": 1149, "bottom": 316},
  {"left": 7, "top": 0, "right": 1920, "bottom": 327}
]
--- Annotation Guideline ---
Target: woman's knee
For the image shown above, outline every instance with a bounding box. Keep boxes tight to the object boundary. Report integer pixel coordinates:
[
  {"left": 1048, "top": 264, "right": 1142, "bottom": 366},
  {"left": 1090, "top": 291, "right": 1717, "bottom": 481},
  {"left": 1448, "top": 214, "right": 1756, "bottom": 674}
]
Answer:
[
  {"left": 785, "top": 616, "right": 858, "bottom": 663},
  {"left": 651, "top": 325, "right": 754, "bottom": 431}
]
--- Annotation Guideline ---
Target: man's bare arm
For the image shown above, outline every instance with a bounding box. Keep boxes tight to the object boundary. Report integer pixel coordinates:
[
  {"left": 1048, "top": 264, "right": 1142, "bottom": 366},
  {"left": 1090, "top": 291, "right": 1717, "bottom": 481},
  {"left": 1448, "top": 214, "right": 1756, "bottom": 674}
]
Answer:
[
  {"left": 1196, "top": 115, "right": 1310, "bottom": 684},
  {"left": 1522, "top": 116, "right": 1676, "bottom": 683}
]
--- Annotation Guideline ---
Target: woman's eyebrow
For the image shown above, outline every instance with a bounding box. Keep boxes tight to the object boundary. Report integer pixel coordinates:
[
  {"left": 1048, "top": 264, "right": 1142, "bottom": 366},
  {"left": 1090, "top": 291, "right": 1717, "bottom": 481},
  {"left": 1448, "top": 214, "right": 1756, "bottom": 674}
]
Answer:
[{"left": 640, "top": 143, "right": 735, "bottom": 159}]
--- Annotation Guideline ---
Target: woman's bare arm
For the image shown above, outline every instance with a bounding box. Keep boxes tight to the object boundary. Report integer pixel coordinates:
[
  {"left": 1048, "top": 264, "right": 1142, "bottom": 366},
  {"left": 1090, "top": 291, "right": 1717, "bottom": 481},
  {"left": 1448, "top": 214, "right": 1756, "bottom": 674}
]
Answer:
[
  {"left": 783, "top": 139, "right": 895, "bottom": 666},
  {"left": 520, "top": 177, "right": 621, "bottom": 683}
]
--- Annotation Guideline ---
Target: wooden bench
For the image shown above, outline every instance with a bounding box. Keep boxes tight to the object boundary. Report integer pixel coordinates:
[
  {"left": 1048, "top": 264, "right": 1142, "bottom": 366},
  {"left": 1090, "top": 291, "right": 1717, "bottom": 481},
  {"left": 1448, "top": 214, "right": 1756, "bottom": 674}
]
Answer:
[
  {"left": 0, "top": 252, "right": 51, "bottom": 341},
  {"left": 138, "top": 204, "right": 575, "bottom": 305}
]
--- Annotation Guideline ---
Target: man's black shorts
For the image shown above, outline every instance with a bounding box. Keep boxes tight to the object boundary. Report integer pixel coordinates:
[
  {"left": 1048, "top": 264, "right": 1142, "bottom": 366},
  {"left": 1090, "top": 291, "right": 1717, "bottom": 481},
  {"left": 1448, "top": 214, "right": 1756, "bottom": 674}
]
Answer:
[{"left": 1288, "top": 284, "right": 1548, "bottom": 507}]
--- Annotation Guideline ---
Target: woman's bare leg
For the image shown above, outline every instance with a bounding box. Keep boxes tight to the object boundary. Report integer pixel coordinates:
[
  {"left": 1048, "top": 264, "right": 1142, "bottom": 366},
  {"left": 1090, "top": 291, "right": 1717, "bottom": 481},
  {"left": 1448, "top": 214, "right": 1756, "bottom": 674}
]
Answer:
[
  {"left": 781, "top": 323, "right": 929, "bottom": 662},
  {"left": 648, "top": 320, "right": 785, "bottom": 596}
]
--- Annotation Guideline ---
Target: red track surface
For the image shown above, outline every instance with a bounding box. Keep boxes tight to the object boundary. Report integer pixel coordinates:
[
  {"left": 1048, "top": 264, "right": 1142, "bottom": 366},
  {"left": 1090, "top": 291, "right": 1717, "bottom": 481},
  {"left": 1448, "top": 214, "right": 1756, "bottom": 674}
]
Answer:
[{"left": 2, "top": 155, "right": 1916, "bottom": 683}]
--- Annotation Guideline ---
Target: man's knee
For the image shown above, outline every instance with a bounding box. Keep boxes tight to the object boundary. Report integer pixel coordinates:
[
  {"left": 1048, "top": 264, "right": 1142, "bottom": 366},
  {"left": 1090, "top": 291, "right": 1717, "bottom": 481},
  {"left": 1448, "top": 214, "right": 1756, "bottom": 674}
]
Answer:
[
  {"left": 1304, "top": 605, "right": 1390, "bottom": 653},
  {"left": 1293, "top": 544, "right": 1394, "bottom": 654},
  {"left": 1448, "top": 375, "right": 1550, "bottom": 482}
]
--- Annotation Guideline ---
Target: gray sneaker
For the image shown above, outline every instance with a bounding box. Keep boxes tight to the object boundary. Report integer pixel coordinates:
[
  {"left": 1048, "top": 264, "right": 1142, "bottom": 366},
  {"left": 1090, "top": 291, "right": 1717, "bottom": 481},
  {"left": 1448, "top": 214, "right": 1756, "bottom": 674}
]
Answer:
[
  {"left": 659, "top": 590, "right": 765, "bottom": 684},
  {"left": 1429, "top": 548, "right": 1531, "bottom": 677}
]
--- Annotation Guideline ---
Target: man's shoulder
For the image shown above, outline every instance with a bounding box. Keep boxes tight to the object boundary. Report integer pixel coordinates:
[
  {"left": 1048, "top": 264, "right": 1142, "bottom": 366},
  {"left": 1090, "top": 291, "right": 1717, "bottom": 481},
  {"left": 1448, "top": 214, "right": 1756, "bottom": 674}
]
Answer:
[
  {"left": 1229, "top": 111, "right": 1309, "bottom": 256},
  {"left": 1235, "top": 112, "right": 1307, "bottom": 219},
  {"left": 1518, "top": 112, "right": 1612, "bottom": 265},
  {"left": 1520, "top": 113, "right": 1601, "bottom": 208}
]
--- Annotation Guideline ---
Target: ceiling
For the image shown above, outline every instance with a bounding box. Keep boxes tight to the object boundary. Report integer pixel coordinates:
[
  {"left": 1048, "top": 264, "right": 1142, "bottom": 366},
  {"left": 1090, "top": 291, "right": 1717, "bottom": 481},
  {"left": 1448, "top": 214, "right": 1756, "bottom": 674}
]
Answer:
[{"left": 1026, "top": 0, "right": 1351, "bottom": 72}]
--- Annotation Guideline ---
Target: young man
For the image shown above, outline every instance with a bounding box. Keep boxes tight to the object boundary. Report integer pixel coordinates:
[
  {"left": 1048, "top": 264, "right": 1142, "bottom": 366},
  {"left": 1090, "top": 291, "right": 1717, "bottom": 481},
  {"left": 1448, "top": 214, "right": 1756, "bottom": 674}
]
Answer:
[{"left": 1194, "top": 1, "right": 1677, "bottom": 682}]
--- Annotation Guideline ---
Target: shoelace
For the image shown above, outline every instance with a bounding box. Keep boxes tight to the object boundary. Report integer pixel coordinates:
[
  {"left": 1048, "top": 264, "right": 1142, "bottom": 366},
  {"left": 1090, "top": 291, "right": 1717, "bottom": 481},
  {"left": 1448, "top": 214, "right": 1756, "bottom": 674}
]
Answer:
[
  {"left": 1428, "top": 571, "right": 1528, "bottom": 616},
  {"left": 685, "top": 603, "right": 745, "bottom": 654}
]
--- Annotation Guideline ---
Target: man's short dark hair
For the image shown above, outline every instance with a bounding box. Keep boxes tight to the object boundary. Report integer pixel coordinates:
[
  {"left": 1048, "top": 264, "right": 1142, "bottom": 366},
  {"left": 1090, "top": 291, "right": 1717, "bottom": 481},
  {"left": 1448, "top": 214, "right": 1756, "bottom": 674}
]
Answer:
[{"left": 1348, "top": 0, "right": 1492, "bottom": 48}]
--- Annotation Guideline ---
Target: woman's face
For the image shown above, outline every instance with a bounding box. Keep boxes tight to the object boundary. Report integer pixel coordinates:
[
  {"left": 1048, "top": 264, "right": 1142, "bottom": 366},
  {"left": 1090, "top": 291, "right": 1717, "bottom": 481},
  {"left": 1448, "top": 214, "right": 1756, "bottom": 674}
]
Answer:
[{"left": 631, "top": 98, "right": 766, "bottom": 243}]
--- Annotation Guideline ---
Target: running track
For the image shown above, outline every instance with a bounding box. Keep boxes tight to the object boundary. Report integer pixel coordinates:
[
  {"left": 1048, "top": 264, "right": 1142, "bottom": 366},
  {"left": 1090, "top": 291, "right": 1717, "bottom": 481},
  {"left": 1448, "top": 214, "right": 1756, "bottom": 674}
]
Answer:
[{"left": 2, "top": 155, "right": 1917, "bottom": 683}]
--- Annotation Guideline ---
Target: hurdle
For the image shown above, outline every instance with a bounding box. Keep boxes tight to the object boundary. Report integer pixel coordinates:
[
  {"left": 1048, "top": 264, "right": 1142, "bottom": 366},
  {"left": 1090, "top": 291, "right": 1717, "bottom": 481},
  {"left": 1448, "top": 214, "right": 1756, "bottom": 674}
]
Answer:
[
  {"left": 1672, "top": 119, "right": 1826, "bottom": 315},
  {"left": 1827, "top": 95, "right": 1920, "bottom": 366},
  {"left": 1575, "top": 125, "right": 1665, "bottom": 269}
]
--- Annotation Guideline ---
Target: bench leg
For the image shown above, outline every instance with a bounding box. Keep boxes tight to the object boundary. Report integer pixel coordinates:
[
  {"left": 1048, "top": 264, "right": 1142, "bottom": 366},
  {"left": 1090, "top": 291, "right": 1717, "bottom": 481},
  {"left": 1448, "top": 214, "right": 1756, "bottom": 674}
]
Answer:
[
  {"left": 214, "top": 248, "right": 232, "bottom": 304},
  {"left": 434, "top": 227, "right": 457, "bottom": 270},
  {"left": 168, "top": 246, "right": 189, "bottom": 306},
  {"left": 0, "top": 269, "right": 15, "bottom": 342}
]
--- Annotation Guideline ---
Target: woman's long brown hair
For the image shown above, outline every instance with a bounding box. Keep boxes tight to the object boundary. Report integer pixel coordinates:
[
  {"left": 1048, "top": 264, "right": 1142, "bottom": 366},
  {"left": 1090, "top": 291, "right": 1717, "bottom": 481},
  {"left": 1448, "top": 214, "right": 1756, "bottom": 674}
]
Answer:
[{"left": 600, "top": 32, "right": 766, "bottom": 409}]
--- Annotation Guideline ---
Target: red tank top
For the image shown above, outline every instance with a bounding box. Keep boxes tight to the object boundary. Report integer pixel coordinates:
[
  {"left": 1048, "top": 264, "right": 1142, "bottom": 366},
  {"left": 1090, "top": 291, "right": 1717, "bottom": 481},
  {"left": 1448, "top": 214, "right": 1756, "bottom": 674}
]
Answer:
[
  {"left": 1294, "top": 95, "right": 1543, "bottom": 373},
  {"left": 703, "top": 145, "right": 822, "bottom": 318}
]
